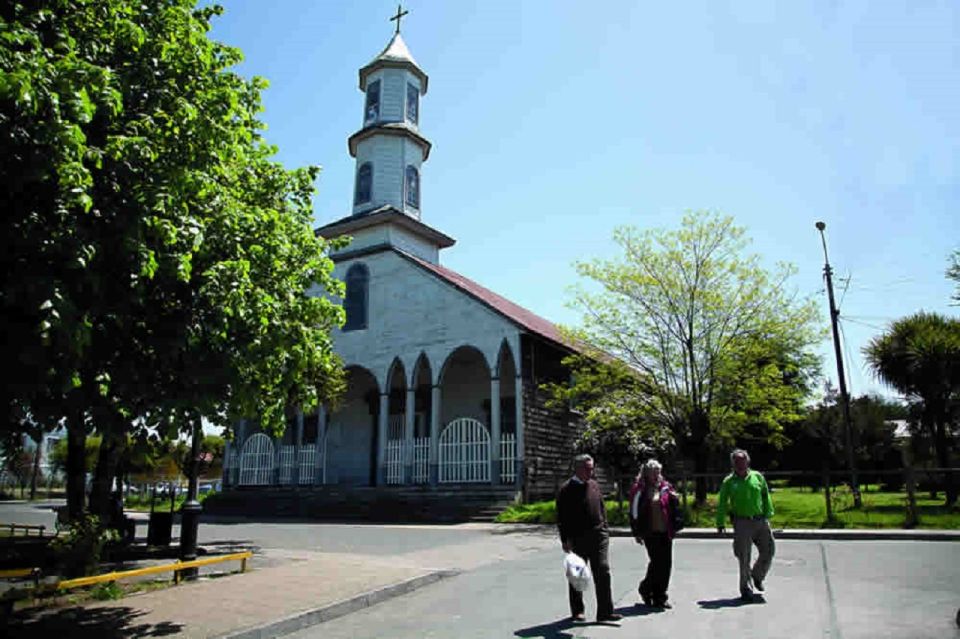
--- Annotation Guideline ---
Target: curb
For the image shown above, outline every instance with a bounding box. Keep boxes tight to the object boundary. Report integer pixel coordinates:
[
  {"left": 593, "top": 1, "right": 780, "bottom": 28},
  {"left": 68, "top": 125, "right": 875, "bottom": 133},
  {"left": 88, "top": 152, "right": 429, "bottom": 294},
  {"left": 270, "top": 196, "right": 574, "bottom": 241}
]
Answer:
[
  {"left": 217, "top": 569, "right": 460, "bottom": 639},
  {"left": 608, "top": 527, "right": 960, "bottom": 541}
]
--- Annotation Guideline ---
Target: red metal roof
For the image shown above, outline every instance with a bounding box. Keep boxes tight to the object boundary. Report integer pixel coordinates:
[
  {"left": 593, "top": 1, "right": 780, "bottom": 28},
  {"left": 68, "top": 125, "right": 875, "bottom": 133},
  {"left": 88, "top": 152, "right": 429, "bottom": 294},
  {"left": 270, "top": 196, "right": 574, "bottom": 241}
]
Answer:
[{"left": 400, "top": 251, "right": 577, "bottom": 352}]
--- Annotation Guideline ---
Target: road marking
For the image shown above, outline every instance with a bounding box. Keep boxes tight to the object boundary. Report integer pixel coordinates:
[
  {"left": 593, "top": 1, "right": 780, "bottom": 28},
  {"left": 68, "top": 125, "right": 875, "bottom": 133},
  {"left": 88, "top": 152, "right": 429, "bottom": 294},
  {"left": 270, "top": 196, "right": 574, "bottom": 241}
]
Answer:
[{"left": 819, "top": 543, "right": 843, "bottom": 639}]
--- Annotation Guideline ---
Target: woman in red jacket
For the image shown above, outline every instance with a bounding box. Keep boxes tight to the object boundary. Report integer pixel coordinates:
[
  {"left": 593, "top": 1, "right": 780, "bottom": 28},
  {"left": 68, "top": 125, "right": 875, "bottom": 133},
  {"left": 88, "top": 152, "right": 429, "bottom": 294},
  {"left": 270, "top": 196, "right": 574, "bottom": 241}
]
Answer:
[{"left": 628, "top": 459, "right": 683, "bottom": 608}]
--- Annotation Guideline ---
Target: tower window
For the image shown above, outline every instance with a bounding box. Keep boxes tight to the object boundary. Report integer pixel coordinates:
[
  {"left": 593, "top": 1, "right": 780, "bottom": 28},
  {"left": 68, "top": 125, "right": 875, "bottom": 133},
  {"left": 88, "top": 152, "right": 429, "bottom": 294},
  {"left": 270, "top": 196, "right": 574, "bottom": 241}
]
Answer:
[
  {"left": 405, "top": 165, "right": 420, "bottom": 208},
  {"left": 343, "top": 263, "right": 369, "bottom": 331},
  {"left": 365, "top": 80, "right": 381, "bottom": 125},
  {"left": 354, "top": 163, "right": 372, "bottom": 205},
  {"left": 406, "top": 83, "right": 419, "bottom": 125}
]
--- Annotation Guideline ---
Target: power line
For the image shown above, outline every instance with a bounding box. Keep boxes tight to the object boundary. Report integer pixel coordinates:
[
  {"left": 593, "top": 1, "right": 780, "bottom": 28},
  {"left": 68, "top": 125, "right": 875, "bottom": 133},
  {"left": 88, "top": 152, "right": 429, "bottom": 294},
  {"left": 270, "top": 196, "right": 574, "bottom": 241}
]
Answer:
[{"left": 840, "top": 316, "right": 887, "bottom": 331}]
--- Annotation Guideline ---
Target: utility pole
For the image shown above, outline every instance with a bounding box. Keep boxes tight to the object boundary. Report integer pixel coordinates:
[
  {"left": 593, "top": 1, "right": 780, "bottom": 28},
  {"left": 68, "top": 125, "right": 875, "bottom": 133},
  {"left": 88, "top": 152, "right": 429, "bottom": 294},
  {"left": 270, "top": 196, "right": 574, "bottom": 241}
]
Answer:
[{"left": 815, "top": 221, "right": 862, "bottom": 508}]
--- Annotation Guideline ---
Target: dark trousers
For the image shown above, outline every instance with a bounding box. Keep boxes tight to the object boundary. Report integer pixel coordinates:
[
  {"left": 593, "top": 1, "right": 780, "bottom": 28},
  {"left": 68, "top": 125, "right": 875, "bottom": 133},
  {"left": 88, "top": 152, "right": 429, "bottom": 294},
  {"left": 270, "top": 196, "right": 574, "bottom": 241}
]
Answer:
[
  {"left": 568, "top": 530, "right": 614, "bottom": 618},
  {"left": 639, "top": 532, "right": 672, "bottom": 602}
]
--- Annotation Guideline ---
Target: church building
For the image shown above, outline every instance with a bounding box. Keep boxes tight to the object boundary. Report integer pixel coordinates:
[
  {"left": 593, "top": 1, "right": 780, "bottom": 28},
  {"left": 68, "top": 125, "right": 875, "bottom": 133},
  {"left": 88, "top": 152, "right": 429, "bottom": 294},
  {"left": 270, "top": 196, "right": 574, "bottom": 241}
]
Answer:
[{"left": 217, "top": 18, "right": 588, "bottom": 517}]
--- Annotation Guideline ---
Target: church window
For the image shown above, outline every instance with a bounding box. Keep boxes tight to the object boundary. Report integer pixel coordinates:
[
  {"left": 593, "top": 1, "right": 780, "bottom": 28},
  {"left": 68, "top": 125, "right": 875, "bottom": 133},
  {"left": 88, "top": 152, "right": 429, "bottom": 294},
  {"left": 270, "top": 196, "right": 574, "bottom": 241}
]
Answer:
[
  {"left": 343, "top": 263, "right": 369, "bottom": 331},
  {"left": 365, "top": 80, "right": 381, "bottom": 125},
  {"left": 406, "top": 83, "right": 419, "bottom": 125},
  {"left": 354, "top": 163, "right": 372, "bottom": 205},
  {"left": 405, "top": 165, "right": 419, "bottom": 208}
]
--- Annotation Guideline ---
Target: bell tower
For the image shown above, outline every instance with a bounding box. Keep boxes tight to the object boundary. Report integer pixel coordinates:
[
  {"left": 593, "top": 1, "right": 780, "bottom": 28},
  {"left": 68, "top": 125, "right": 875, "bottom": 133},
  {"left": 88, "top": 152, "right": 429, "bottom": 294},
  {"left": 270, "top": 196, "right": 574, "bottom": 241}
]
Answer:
[{"left": 348, "top": 5, "right": 430, "bottom": 220}]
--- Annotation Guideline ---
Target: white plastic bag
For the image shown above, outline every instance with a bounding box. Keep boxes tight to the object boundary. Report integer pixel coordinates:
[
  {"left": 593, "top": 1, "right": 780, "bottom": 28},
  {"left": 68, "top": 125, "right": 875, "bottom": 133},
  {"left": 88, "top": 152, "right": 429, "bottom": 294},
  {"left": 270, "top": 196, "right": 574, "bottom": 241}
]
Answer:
[{"left": 563, "top": 552, "right": 592, "bottom": 592}]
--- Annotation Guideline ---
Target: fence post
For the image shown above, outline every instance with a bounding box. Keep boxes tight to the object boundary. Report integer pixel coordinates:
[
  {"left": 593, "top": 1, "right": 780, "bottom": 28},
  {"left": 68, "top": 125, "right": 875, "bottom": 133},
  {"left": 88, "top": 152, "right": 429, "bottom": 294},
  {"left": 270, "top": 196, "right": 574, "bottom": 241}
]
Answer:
[{"left": 904, "top": 466, "right": 918, "bottom": 529}]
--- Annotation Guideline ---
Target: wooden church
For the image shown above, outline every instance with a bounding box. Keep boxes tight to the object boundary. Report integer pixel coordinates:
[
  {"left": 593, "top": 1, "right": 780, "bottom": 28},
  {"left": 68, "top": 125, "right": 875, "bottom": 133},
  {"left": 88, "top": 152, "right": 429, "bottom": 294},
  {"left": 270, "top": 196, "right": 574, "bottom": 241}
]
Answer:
[{"left": 214, "top": 18, "right": 588, "bottom": 519}]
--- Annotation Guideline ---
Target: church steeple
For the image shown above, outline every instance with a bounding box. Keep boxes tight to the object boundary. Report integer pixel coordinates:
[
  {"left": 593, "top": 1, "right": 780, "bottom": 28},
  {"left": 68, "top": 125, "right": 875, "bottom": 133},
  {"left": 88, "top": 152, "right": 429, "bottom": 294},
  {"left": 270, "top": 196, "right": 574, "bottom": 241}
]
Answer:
[{"left": 349, "top": 7, "right": 430, "bottom": 219}]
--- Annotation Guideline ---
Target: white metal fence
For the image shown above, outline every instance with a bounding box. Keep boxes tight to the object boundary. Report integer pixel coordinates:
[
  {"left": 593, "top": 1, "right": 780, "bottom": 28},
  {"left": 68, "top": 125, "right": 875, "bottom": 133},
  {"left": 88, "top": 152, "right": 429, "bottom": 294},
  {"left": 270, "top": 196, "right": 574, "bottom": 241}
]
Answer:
[
  {"left": 239, "top": 433, "right": 274, "bottom": 486},
  {"left": 299, "top": 447, "right": 317, "bottom": 485},
  {"left": 439, "top": 418, "right": 490, "bottom": 483},
  {"left": 500, "top": 432, "right": 517, "bottom": 484},
  {"left": 385, "top": 440, "right": 404, "bottom": 484},
  {"left": 278, "top": 445, "right": 296, "bottom": 485},
  {"left": 413, "top": 437, "right": 430, "bottom": 484}
]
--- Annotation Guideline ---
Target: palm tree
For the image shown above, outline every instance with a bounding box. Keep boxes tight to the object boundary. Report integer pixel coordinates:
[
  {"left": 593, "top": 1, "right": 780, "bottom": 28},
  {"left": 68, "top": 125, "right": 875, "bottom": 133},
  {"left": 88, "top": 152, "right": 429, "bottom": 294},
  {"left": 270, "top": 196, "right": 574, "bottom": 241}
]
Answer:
[{"left": 864, "top": 312, "right": 960, "bottom": 505}]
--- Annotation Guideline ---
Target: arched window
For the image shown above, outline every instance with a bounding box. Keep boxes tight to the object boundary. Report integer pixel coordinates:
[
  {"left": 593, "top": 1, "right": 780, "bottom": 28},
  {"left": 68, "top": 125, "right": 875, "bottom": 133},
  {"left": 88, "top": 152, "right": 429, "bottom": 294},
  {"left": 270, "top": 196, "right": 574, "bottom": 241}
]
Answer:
[
  {"left": 343, "top": 263, "right": 369, "bottom": 331},
  {"left": 405, "top": 165, "right": 420, "bottom": 208},
  {"left": 406, "top": 83, "right": 419, "bottom": 125},
  {"left": 354, "top": 163, "right": 372, "bottom": 206},
  {"left": 364, "top": 80, "right": 380, "bottom": 125}
]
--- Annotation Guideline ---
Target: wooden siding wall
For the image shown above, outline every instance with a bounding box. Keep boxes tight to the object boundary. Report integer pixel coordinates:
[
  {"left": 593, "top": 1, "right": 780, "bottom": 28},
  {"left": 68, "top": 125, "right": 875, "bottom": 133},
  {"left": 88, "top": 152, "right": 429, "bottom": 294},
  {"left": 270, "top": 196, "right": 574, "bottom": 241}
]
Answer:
[{"left": 519, "top": 336, "right": 615, "bottom": 502}]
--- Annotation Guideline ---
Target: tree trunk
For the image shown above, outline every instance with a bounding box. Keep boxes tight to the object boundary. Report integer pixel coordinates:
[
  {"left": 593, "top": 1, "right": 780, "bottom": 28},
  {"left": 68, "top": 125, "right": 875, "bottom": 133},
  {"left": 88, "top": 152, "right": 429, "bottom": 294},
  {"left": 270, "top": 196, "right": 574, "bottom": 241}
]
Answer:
[
  {"left": 90, "top": 419, "right": 126, "bottom": 527},
  {"left": 29, "top": 438, "right": 42, "bottom": 500},
  {"left": 694, "top": 447, "right": 709, "bottom": 505},
  {"left": 934, "top": 420, "right": 956, "bottom": 506},
  {"left": 66, "top": 410, "right": 87, "bottom": 520}
]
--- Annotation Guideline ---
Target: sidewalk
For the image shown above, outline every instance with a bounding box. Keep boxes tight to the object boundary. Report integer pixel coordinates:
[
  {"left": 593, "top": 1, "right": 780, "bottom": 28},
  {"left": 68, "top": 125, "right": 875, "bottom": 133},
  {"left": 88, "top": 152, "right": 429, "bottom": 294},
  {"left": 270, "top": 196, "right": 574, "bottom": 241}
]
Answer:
[{"left": 5, "top": 548, "right": 457, "bottom": 639}]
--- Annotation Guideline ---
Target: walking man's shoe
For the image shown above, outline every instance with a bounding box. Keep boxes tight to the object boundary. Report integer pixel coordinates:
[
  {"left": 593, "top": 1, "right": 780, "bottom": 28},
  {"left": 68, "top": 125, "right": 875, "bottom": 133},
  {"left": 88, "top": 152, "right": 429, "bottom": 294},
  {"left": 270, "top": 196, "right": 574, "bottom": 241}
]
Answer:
[
  {"left": 597, "top": 612, "right": 623, "bottom": 622},
  {"left": 655, "top": 599, "right": 672, "bottom": 609},
  {"left": 740, "top": 589, "right": 755, "bottom": 602},
  {"left": 571, "top": 613, "right": 586, "bottom": 622},
  {"left": 638, "top": 586, "right": 653, "bottom": 606},
  {"left": 752, "top": 575, "right": 765, "bottom": 592}
]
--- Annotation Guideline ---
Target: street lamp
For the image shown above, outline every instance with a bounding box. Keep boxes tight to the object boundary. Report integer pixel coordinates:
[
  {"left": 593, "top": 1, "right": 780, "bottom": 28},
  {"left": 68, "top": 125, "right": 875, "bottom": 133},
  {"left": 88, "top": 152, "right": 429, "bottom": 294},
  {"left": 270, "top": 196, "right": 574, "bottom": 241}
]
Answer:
[{"left": 815, "top": 221, "right": 862, "bottom": 508}]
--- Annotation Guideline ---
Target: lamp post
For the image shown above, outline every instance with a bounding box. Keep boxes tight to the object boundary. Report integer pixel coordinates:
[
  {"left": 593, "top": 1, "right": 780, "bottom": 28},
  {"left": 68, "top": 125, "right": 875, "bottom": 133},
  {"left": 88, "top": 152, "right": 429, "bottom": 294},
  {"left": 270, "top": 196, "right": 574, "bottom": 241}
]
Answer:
[
  {"left": 178, "top": 414, "right": 203, "bottom": 578},
  {"left": 815, "top": 221, "right": 862, "bottom": 508}
]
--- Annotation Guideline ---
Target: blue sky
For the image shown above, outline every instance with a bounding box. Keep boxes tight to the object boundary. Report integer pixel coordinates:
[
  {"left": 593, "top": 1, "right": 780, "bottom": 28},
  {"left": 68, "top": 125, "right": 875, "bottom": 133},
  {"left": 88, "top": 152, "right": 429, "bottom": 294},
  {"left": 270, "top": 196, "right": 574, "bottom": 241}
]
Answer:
[{"left": 209, "top": 1, "right": 959, "bottom": 401}]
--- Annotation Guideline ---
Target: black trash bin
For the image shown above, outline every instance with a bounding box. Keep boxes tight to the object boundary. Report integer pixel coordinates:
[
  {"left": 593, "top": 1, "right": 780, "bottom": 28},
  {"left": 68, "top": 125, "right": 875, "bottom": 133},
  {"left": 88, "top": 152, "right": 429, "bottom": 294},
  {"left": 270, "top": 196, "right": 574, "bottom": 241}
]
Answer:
[{"left": 147, "top": 511, "right": 173, "bottom": 546}]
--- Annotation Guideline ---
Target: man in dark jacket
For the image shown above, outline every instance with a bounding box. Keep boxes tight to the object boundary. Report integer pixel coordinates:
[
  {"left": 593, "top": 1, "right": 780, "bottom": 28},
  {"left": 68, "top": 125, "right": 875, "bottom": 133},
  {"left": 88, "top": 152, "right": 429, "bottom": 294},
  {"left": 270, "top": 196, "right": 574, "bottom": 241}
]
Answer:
[{"left": 556, "top": 454, "right": 622, "bottom": 623}]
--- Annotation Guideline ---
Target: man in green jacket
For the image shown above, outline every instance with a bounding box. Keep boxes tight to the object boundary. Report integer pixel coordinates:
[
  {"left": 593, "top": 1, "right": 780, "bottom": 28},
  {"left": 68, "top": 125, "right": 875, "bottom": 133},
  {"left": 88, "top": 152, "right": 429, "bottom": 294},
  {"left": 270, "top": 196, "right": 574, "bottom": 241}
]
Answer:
[{"left": 715, "top": 449, "right": 775, "bottom": 601}]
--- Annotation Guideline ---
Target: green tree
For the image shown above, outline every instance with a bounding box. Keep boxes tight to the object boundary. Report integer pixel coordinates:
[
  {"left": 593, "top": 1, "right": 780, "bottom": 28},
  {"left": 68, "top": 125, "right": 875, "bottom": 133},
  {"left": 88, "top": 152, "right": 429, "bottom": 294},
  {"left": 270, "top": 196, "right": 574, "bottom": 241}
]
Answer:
[
  {"left": 864, "top": 312, "right": 960, "bottom": 504},
  {"left": 1, "top": 1, "right": 345, "bottom": 518},
  {"left": 561, "top": 212, "right": 822, "bottom": 503}
]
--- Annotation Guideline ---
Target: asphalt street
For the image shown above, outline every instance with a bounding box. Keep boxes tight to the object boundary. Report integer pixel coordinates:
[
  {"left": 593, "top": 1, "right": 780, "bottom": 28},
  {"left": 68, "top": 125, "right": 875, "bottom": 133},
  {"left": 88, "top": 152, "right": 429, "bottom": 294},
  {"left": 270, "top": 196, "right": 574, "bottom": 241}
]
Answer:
[
  {"left": 3, "top": 500, "right": 958, "bottom": 638},
  {"left": 282, "top": 538, "right": 960, "bottom": 639}
]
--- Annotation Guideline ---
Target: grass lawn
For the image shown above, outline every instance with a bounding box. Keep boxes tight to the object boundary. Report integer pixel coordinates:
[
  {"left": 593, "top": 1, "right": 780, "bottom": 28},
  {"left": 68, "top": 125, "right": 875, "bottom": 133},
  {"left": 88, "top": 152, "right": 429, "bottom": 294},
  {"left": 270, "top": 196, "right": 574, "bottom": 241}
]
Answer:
[
  {"left": 495, "top": 484, "right": 960, "bottom": 530},
  {"left": 123, "top": 490, "right": 213, "bottom": 513}
]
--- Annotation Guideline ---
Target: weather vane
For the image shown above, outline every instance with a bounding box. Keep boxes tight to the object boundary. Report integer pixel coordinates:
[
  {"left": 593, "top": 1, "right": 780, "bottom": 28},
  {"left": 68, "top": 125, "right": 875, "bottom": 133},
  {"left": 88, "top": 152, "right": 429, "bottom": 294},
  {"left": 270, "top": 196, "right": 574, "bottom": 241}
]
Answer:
[{"left": 390, "top": 4, "right": 408, "bottom": 35}]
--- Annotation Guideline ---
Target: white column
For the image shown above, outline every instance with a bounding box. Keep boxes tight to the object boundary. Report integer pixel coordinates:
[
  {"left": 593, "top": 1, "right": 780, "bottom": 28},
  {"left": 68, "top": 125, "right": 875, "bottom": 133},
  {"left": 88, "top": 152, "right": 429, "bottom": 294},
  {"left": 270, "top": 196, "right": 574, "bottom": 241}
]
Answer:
[
  {"left": 490, "top": 377, "right": 501, "bottom": 484},
  {"left": 514, "top": 374, "right": 525, "bottom": 490},
  {"left": 430, "top": 385, "right": 441, "bottom": 485},
  {"left": 293, "top": 411, "right": 303, "bottom": 487},
  {"left": 404, "top": 387, "right": 416, "bottom": 484},
  {"left": 316, "top": 406, "right": 327, "bottom": 485},
  {"left": 377, "top": 392, "right": 389, "bottom": 485}
]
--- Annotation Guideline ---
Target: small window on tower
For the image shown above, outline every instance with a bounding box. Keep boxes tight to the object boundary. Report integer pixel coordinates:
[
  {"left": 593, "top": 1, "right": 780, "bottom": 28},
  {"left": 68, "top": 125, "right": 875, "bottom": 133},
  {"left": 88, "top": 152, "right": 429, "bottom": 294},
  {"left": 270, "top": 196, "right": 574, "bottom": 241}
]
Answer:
[
  {"left": 406, "top": 83, "right": 419, "bottom": 125},
  {"left": 343, "top": 263, "right": 369, "bottom": 331},
  {"left": 405, "top": 165, "right": 419, "bottom": 208},
  {"left": 354, "top": 163, "right": 372, "bottom": 205},
  {"left": 365, "top": 80, "right": 381, "bottom": 125}
]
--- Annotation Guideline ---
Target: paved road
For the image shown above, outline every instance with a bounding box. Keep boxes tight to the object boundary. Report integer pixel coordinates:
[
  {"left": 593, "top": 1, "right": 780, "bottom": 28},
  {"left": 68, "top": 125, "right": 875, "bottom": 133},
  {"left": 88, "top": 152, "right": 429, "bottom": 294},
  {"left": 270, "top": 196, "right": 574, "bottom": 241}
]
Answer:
[
  {"left": 4, "top": 501, "right": 958, "bottom": 638},
  {"left": 282, "top": 538, "right": 960, "bottom": 639}
]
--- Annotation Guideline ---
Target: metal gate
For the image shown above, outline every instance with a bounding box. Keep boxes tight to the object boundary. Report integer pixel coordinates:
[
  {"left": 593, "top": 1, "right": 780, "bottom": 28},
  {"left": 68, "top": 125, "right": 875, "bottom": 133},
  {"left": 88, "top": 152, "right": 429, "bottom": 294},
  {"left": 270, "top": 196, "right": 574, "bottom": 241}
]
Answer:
[
  {"left": 438, "top": 417, "right": 490, "bottom": 483},
  {"left": 239, "top": 433, "right": 275, "bottom": 486}
]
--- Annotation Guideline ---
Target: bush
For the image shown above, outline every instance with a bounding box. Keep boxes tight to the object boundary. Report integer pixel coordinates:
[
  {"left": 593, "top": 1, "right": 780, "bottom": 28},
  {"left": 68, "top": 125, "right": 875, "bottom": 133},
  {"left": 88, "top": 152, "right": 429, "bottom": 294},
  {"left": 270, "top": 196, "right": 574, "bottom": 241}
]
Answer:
[
  {"left": 50, "top": 514, "right": 119, "bottom": 577},
  {"left": 91, "top": 581, "right": 123, "bottom": 601}
]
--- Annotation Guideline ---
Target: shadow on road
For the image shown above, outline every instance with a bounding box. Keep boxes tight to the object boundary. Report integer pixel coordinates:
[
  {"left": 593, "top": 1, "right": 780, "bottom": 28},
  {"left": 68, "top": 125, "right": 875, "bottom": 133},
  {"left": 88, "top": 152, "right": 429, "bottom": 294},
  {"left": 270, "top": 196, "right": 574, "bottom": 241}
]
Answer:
[
  {"left": 514, "top": 605, "right": 653, "bottom": 637},
  {"left": 6, "top": 605, "right": 183, "bottom": 638},
  {"left": 697, "top": 595, "right": 766, "bottom": 609},
  {"left": 513, "top": 617, "right": 581, "bottom": 638}
]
